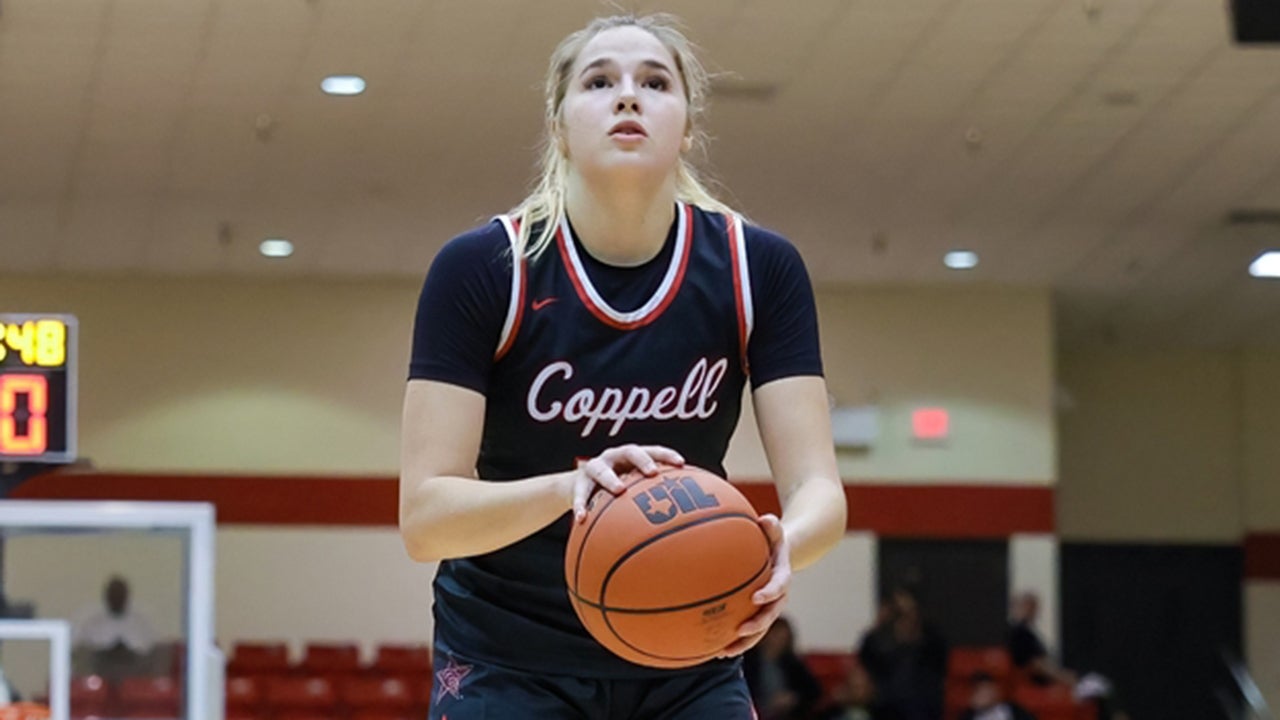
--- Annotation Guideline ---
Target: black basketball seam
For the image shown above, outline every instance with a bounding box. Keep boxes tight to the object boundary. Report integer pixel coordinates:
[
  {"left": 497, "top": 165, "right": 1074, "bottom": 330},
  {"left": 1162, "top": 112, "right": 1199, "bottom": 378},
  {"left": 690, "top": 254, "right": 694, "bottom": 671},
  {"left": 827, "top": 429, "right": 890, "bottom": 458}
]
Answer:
[
  {"left": 594, "top": 513, "right": 771, "bottom": 662},
  {"left": 571, "top": 545, "right": 770, "bottom": 614},
  {"left": 604, "top": 556, "right": 771, "bottom": 662}
]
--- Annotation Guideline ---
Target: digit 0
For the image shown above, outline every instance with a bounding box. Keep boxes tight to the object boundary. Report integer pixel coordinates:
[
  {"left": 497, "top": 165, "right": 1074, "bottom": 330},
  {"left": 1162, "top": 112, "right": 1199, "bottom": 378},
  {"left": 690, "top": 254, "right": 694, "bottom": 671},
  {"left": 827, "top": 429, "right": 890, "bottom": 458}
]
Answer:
[{"left": 0, "top": 374, "right": 48, "bottom": 454}]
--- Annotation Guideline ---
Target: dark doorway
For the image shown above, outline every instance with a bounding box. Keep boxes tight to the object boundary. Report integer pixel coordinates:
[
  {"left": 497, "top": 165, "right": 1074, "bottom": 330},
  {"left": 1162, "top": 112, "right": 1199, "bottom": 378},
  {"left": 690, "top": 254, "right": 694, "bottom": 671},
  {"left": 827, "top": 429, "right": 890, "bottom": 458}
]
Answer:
[
  {"left": 1061, "top": 543, "right": 1243, "bottom": 720},
  {"left": 878, "top": 538, "right": 1010, "bottom": 647}
]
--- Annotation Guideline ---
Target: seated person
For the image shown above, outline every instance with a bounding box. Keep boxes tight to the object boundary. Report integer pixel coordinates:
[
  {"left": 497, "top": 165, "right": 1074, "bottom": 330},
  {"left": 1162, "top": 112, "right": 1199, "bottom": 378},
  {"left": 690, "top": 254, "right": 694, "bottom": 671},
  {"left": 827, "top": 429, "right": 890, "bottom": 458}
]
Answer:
[
  {"left": 857, "top": 584, "right": 948, "bottom": 720},
  {"left": 1007, "top": 591, "right": 1075, "bottom": 686},
  {"left": 73, "top": 576, "right": 157, "bottom": 679},
  {"left": 959, "top": 671, "right": 1036, "bottom": 720},
  {"left": 1008, "top": 591, "right": 1125, "bottom": 720},
  {"left": 744, "top": 616, "right": 824, "bottom": 720}
]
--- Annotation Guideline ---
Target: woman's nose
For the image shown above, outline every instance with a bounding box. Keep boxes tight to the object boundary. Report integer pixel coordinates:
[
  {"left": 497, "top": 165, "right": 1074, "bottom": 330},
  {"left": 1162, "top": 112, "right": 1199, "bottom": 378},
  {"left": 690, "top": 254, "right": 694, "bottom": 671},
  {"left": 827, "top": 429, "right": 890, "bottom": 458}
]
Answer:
[{"left": 615, "top": 77, "right": 640, "bottom": 113}]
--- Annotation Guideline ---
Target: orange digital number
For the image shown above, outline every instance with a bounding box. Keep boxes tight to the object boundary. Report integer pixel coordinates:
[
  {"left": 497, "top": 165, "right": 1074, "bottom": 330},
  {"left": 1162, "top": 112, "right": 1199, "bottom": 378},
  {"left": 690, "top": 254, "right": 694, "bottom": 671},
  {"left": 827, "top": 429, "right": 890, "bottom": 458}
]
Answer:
[{"left": 0, "top": 374, "right": 48, "bottom": 454}]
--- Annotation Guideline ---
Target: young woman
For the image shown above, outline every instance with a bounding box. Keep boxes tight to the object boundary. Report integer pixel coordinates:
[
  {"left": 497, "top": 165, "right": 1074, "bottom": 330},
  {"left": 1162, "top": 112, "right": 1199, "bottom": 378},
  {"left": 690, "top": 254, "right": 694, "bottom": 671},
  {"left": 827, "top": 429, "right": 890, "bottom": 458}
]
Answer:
[{"left": 400, "top": 13, "right": 846, "bottom": 720}]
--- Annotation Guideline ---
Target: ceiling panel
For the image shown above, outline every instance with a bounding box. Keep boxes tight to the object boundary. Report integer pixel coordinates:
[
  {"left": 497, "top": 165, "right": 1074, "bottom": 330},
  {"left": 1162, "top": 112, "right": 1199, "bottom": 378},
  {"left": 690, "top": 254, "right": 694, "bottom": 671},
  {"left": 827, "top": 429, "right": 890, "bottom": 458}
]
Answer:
[{"left": 2, "top": 0, "right": 1279, "bottom": 348}]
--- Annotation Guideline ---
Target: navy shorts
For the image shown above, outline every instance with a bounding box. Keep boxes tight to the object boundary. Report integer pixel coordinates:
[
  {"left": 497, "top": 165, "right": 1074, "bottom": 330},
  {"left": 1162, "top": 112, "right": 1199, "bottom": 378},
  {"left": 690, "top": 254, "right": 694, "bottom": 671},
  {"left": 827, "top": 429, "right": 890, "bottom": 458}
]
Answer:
[{"left": 427, "top": 646, "right": 756, "bottom": 720}]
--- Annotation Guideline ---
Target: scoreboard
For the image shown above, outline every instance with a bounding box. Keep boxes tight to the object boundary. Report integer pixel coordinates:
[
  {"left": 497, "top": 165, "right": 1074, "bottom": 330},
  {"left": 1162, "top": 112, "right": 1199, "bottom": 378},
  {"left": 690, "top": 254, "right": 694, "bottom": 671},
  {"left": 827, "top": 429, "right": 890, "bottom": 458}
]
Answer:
[{"left": 0, "top": 314, "right": 77, "bottom": 464}]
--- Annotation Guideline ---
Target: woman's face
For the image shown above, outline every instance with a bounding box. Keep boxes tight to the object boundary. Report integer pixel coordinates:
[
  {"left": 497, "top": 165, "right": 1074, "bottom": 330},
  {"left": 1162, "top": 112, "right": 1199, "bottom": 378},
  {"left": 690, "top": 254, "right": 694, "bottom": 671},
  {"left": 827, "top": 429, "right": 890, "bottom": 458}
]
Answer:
[{"left": 559, "top": 26, "right": 691, "bottom": 182}]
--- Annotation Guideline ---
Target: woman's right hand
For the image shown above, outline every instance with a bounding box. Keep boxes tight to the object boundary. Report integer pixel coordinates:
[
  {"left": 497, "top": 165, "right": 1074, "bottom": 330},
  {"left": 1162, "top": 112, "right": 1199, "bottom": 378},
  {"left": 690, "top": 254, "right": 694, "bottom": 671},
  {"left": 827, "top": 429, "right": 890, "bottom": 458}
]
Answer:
[{"left": 571, "top": 444, "right": 685, "bottom": 522}]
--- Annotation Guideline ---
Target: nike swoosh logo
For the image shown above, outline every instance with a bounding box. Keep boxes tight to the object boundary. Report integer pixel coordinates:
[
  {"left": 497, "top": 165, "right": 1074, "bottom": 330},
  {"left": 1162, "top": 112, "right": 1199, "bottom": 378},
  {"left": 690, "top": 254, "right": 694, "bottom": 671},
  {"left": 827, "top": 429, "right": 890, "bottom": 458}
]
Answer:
[{"left": 532, "top": 297, "right": 558, "bottom": 311}]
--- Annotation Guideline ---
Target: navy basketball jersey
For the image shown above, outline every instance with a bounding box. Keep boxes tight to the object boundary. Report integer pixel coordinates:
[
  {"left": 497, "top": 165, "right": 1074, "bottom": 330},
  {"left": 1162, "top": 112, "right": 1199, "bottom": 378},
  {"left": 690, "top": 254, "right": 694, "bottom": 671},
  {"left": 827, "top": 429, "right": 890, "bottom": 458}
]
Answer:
[{"left": 431, "top": 202, "right": 759, "bottom": 678}]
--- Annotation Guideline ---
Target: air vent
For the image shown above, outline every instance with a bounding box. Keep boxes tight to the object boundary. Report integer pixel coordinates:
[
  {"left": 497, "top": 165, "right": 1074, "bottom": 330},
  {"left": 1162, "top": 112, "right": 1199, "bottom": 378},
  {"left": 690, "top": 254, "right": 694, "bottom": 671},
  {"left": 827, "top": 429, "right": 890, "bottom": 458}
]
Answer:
[{"left": 1225, "top": 208, "right": 1280, "bottom": 226}]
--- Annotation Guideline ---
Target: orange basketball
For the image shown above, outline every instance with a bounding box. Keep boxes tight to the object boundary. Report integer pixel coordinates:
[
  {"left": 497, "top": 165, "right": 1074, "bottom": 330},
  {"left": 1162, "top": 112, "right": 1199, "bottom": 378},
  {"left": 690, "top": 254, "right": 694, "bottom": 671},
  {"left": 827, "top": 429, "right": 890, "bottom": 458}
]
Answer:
[{"left": 565, "top": 464, "right": 773, "bottom": 669}]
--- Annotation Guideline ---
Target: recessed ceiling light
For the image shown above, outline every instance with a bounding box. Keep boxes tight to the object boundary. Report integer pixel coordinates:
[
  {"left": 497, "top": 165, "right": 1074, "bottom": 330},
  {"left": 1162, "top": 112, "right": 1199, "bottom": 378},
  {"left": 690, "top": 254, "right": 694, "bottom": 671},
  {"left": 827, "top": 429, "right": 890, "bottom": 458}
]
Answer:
[
  {"left": 321, "top": 75, "right": 366, "bottom": 96},
  {"left": 944, "top": 250, "right": 979, "bottom": 270},
  {"left": 259, "top": 238, "right": 294, "bottom": 259},
  {"left": 1249, "top": 250, "right": 1280, "bottom": 278}
]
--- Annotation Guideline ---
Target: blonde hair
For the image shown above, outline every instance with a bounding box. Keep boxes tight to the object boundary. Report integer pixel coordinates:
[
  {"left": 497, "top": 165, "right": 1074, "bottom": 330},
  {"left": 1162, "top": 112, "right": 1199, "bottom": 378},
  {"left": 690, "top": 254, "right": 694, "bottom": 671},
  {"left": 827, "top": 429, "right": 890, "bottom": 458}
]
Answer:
[{"left": 509, "top": 14, "right": 738, "bottom": 259}]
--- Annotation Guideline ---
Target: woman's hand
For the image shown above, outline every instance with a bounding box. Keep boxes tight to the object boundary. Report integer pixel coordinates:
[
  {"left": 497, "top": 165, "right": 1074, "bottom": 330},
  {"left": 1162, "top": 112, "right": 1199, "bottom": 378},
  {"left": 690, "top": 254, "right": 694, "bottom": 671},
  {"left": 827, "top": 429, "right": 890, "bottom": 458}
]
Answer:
[
  {"left": 571, "top": 444, "right": 685, "bottom": 521},
  {"left": 718, "top": 514, "right": 791, "bottom": 657}
]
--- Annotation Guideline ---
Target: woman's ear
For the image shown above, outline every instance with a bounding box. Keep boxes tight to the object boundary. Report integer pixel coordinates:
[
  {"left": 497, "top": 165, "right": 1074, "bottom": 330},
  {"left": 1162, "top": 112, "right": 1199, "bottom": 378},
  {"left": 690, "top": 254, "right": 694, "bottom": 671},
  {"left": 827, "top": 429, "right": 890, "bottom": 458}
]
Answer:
[{"left": 681, "top": 133, "right": 693, "bottom": 154}]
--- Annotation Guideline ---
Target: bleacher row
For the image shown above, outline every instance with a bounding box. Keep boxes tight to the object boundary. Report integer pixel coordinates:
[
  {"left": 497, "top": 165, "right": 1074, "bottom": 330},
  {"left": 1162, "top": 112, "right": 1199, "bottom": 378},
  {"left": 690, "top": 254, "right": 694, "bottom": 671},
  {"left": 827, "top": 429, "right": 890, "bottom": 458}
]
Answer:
[
  {"left": 805, "top": 647, "right": 1098, "bottom": 720},
  {"left": 66, "top": 642, "right": 434, "bottom": 720},
  {"left": 225, "top": 643, "right": 433, "bottom": 720},
  {"left": 63, "top": 642, "right": 1095, "bottom": 720}
]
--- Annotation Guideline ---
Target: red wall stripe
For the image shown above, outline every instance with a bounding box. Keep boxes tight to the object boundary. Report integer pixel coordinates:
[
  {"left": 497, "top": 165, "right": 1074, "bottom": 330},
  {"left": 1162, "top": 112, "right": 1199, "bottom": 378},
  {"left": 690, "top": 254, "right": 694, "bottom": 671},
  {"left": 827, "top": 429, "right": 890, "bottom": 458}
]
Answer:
[
  {"left": 11, "top": 474, "right": 400, "bottom": 526},
  {"left": 11, "top": 472, "right": 1056, "bottom": 536},
  {"left": 1245, "top": 533, "right": 1280, "bottom": 581}
]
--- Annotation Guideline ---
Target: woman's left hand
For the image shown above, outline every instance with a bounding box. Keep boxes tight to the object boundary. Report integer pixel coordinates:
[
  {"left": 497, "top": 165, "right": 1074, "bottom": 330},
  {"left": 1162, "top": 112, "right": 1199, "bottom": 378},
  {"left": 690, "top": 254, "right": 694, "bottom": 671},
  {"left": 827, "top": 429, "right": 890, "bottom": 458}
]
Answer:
[{"left": 717, "top": 513, "right": 791, "bottom": 658}]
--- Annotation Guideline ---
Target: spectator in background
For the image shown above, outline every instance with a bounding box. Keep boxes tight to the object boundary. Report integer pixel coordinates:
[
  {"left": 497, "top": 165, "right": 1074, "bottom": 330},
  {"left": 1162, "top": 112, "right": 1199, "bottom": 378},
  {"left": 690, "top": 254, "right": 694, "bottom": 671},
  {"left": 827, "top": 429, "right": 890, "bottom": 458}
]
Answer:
[
  {"left": 73, "top": 576, "right": 156, "bottom": 680},
  {"left": 1006, "top": 591, "right": 1075, "bottom": 686},
  {"left": 825, "top": 662, "right": 884, "bottom": 720},
  {"left": 856, "top": 584, "right": 949, "bottom": 720},
  {"left": 957, "top": 671, "right": 1036, "bottom": 720},
  {"left": 744, "top": 616, "right": 824, "bottom": 720},
  {"left": 1007, "top": 591, "right": 1124, "bottom": 720}
]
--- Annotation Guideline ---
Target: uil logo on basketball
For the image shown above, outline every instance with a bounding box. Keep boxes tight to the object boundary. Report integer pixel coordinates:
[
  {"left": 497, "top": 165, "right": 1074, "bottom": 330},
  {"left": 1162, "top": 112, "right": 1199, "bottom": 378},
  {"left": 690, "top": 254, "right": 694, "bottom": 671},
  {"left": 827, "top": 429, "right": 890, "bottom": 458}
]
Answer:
[{"left": 633, "top": 475, "right": 720, "bottom": 524}]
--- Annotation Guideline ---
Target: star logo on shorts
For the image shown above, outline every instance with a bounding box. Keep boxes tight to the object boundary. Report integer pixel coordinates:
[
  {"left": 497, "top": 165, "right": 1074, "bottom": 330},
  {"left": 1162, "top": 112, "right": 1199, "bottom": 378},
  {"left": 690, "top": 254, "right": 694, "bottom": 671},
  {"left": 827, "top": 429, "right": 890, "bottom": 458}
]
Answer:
[{"left": 434, "top": 656, "right": 473, "bottom": 702}]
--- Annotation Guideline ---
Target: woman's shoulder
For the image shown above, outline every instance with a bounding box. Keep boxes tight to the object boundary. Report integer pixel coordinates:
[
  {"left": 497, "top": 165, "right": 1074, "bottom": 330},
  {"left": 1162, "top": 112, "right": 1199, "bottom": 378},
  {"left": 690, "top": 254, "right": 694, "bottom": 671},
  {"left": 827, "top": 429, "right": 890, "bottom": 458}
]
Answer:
[
  {"left": 429, "top": 218, "right": 516, "bottom": 276},
  {"left": 439, "top": 218, "right": 512, "bottom": 256},
  {"left": 688, "top": 204, "right": 798, "bottom": 256}
]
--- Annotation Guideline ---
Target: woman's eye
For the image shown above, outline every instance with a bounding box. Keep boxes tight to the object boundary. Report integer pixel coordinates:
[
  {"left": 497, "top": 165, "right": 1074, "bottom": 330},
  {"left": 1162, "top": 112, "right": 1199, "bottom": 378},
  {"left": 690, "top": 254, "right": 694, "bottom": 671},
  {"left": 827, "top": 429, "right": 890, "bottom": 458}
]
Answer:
[
  {"left": 586, "top": 76, "right": 610, "bottom": 89},
  {"left": 645, "top": 77, "right": 669, "bottom": 91}
]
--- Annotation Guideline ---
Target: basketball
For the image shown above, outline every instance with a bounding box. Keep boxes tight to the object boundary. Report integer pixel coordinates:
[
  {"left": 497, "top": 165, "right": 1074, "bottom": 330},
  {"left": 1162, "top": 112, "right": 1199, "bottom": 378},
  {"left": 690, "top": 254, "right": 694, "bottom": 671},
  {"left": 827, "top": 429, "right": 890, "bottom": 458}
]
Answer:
[{"left": 565, "top": 464, "right": 773, "bottom": 669}]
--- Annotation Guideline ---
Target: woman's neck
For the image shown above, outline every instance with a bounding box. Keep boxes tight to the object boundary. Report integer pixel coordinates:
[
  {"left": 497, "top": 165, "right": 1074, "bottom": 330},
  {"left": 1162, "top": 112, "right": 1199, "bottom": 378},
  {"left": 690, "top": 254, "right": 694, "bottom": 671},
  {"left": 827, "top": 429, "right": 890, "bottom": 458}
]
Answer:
[{"left": 564, "top": 171, "right": 677, "bottom": 266}]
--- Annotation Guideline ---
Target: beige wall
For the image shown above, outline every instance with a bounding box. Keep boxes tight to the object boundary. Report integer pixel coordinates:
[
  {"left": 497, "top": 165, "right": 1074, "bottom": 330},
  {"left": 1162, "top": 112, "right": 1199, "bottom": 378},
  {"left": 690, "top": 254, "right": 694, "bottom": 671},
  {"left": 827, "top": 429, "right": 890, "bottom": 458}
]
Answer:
[
  {"left": 0, "top": 278, "right": 1056, "bottom": 483},
  {"left": 1058, "top": 349, "right": 1280, "bottom": 541},
  {"left": 819, "top": 287, "right": 1057, "bottom": 485},
  {"left": 1, "top": 277, "right": 416, "bottom": 474},
  {"left": 1240, "top": 352, "right": 1280, "bottom": 529},
  {"left": 1057, "top": 350, "right": 1243, "bottom": 542}
]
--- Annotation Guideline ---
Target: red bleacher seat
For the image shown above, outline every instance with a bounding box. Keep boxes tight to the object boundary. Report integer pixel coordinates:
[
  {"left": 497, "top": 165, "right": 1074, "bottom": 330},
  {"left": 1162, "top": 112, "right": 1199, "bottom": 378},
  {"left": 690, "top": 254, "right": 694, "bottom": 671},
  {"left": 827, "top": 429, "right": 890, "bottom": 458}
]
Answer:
[
  {"left": 369, "top": 644, "right": 432, "bottom": 677},
  {"left": 226, "top": 675, "right": 264, "bottom": 713},
  {"left": 274, "top": 713, "right": 341, "bottom": 720},
  {"left": 266, "top": 676, "right": 338, "bottom": 716},
  {"left": 69, "top": 675, "right": 110, "bottom": 719},
  {"left": 407, "top": 676, "right": 434, "bottom": 715},
  {"left": 299, "top": 642, "right": 361, "bottom": 676},
  {"left": 803, "top": 652, "right": 856, "bottom": 711},
  {"left": 350, "top": 710, "right": 416, "bottom": 720},
  {"left": 947, "top": 646, "right": 1013, "bottom": 682},
  {"left": 228, "top": 642, "right": 291, "bottom": 676},
  {"left": 1013, "top": 683, "right": 1092, "bottom": 720},
  {"left": 944, "top": 681, "right": 974, "bottom": 720},
  {"left": 117, "top": 676, "right": 181, "bottom": 718},
  {"left": 340, "top": 676, "right": 414, "bottom": 713}
]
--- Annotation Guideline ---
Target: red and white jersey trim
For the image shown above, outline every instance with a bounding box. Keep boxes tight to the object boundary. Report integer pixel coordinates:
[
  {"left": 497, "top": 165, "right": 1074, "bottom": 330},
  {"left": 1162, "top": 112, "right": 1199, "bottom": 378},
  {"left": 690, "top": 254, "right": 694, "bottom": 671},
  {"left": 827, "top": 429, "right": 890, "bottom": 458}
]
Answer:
[
  {"left": 494, "top": 214, "right": 525, "bottom": 360},
  {"left": 556, "top": 202, "right": 693, "bottom": 330},
  {"left": 726, "top": 213, "right": 754, "bottom": 369}
]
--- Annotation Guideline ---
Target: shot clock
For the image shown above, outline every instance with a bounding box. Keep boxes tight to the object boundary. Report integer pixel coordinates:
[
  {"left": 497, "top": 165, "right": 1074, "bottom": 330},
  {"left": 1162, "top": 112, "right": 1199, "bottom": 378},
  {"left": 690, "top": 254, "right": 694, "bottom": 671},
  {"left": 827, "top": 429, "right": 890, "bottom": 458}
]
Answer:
[{"left": 0, "top": 314, "right": 77, "bottom": 464}]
